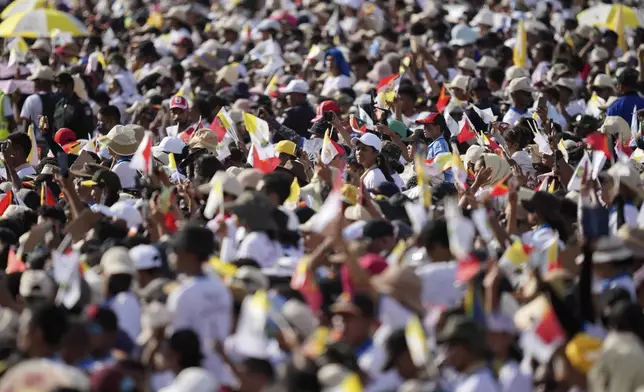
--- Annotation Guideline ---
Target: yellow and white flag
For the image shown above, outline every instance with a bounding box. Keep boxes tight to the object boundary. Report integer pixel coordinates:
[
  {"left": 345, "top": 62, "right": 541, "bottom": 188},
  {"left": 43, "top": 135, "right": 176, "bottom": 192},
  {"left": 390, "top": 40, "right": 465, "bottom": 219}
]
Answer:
[
  {"left": 27, "top": 125, "right": 39, "bottom": 167},
  {"left": 451, "top": 149, "right": 467, "bottom": 189},
  {"left": 243, "top": 112, "right": 274, "bottom": 159},
  {"left": 513, "top": 20, "right": 527, "bottom": 68},
  {"left": 405, "top": 315, "right": 428, "bottom": 367},
  {"left": 204, "top": 172, "right": 226, "bottom": 219}
]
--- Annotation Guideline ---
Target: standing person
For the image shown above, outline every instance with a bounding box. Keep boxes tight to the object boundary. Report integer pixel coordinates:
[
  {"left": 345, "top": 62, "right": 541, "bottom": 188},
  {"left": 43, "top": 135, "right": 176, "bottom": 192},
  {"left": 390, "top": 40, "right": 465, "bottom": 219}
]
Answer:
[
  {"left": 502, "top": 77, "right": 534, "bottom": 126},
  {"left": 417, "top": 113, "right": 453, "bottom": 183},
  {"left": 19, "top": 66, "right": 58, "bottom": 139},
  {"left": 97, "top": 125, "right": 141, "bottom": 190},
  {"left": 437, "top": 316, "right": 499, "bottom": 392},
  {"left": 351, "top": 133, "right": 394, "bottom": 189},
  {"left": 278, "top": 80, "right": 316, "bottom": 137},
  {"left": 606, "top": 68, "right": 644, "bottom": 123},
  {"left": 321, "top": 48, "right": 352, "bottom": 98},
  {"left": 166, "top": 225, "right": 235, "bottom": 387},
  {"left": 52, "top": 72, "right": 94, "bottom": 140}
]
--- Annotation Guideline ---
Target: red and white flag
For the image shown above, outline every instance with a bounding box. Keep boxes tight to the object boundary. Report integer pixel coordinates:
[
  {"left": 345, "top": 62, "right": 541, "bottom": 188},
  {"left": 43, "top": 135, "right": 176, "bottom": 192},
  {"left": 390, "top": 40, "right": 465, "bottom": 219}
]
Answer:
[
  {"left": 321, "top": 129, "right": 344, "bottom": 165},
  {"left": 457, "top": 114, "right": 477, "bottom": 143},
  {"left": 130, "top": 132, "right": 154, "bottom": 175}
]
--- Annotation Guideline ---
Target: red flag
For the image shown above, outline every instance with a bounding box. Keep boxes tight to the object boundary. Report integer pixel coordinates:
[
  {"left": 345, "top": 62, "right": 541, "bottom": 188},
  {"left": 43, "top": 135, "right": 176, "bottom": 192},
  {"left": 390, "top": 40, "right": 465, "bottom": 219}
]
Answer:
[
  {"left": 436, "top": 85, "right": 450, "bottom": 113},
  {"left": 131, "top": 133, "right": 153, "bottom": 175},
  {"left": 41, "top": 183, "right": 56, "bottom": 206},
  {"left": 6, "top": 247, "right": 26, "bottom": 273},
  {"left": 291, "top": 259, "right": 322, "bottom": 312},
  {"left": 0, "top": 191, "right": 13, "bottom": 216},
  {"left": 349, "top": 115, "right": 367, "bottom": 134},
  {"left": 456, "top": 253, "right": 481, "bottom": 282},
  {"left": 457, "top": 118, "right": 477, "bottom": 143},
  {"left": 490, "top": 182, "right": 509, "bottom": 197},
  {"left": 535, "top": 307, "right": 565, "bottom": 345},
  {"left": 250, "top": 145, "right": 280, "bottom": 174},
  {"left": 585, "top": 132, "right": 611, "bottom": 159},
  {"left": 377, "top": 73, "right": 400, "bottom": 92},
  {"left": 209, "top": 116, "right": 227, "bottom": 142}
]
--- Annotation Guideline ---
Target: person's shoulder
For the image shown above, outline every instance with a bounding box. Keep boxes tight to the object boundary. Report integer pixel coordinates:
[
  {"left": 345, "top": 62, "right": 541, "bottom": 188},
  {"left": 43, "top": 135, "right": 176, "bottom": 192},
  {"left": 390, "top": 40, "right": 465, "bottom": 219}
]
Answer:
[{"left": 416, "top": 261, "right": 458, "bottom": 276}]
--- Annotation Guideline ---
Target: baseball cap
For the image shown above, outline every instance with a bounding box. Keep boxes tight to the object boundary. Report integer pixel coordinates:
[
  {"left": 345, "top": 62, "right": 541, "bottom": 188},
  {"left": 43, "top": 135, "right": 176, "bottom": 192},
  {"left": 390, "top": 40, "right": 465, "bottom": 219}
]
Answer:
[
  {"left": 311, "top": 100, "right": 341, "bottom": 122},
  {"left": 100, "top": 246, "right": 136, "bottom": 276},
  {"left": 507, "top": 77, "right": 533, "bottom": 93},
  {"left": 279, "top": 79, "right": 309, "bottom": 95},
  {"left": 80, "top": 169, "right": 122, "bottom": 190},
  {"left": 54, "top": 128, "right": 77, "bottom": 146},
  {"left": 351, "top": 132, "right": 382, "bottom": 153},
  {"left": 129, "top": 244, "right": 163, "bottom": 271},
  {"left": 415, "top": 112, "right": 441, "bottom": 125},
  {"left": 331, "top": 292, "right": 376, "bottom": 318},
  {"left": 170, "top": 95, "right": 189, "bottom": 110},
  {"left": 19, "top": 270, "right": 55, "bottom": 300},
  {"left": 274, "top": 140, "right": 297, "bottom": 157},
  {"left": 152, "top": 136, "right": 186, "bottom": 155}
]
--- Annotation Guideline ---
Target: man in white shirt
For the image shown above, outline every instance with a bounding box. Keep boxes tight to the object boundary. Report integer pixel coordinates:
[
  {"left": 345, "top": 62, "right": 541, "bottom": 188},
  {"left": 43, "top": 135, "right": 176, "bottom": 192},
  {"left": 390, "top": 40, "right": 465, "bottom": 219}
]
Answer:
[
  {"left": 19, "top": 66, "right": 57, "bottom": 138},
  {"left": 166, "top": 225, "right": 235, "bottom": 387},
  {"left": 502, "top": 77, "right": 534, "bottom": 126},
  {"left": 4, "top": 132, "right": 36, "bottom": 179},
  {"left": 437, "top": 316, "right": 500, "bottom": 392}
]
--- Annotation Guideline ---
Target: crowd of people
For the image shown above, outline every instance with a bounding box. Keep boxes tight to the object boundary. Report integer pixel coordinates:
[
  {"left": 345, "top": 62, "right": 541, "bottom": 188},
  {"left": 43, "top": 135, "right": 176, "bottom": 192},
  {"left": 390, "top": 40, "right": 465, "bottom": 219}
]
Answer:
[{"left": 0, "top": 0, "right": 642, "bottom": 391}]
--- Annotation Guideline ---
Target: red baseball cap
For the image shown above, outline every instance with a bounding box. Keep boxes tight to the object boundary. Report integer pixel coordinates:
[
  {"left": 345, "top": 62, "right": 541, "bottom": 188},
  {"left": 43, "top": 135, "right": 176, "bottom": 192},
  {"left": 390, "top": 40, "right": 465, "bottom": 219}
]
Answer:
[
  {"left": 311, "top": 100, "right": 341, "bottom": 122},
  {"left": 170, "top": 96, "right": 189, "bottom": 110},
  {"left": 54, "top": 128, "right": 76, "bottom": 146},
  {"left": 415, "top": 112, "right": 441, "bottom": 125}
]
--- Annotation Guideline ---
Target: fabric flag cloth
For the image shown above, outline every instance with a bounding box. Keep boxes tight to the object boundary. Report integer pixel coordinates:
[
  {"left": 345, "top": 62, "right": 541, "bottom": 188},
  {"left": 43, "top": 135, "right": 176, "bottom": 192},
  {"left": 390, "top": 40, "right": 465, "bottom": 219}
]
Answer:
[
  {"left": 451, "top": 149, "right": 468, "bottom": 189},
  {"left": 130, "top": 132, "right": 153, "bottom": 175},
  {"left": 489, "top": 178, "right": 509, "bottom": 197},
  {"left": 321, "top": 129, "right": 344, "bottom": 165},
  {"left": 286, "top": 177, "right": 300, "bottom": 204},
  {"left": 481, "top": 133, "right": 501, "bottom": 152},
  {"left": 533, "top": 130, "right": 553, "bottom": 155},
  {"left": 499, "top": 239, "right": 532, "bottom": 277},
  {"left": 291, "top": 258, "right": 322, "bottom": 312},
  {"left": 425, "top": 152, "right": 452, "bottom": 176},
  {"left": 545, "top": 234, "right": 561, "bottom": 272},
  {"left": 243, "top": 112, "right": 273, "bottom": 158},
  {"left": 521, "top": 304, "right": 566, "bottom": 363},
  {"left": 358, "top": 107, "right": 374, "bottom": 129},
  {"left": 567, "top": 152, "right": 590, "bottom": 191},
  {"left": 216, "top": 108, "right": 239, "bottom": 143},
  {"left": 436, "top": 85, "right": 450, "bottom": 113},
  {"left": 557, "top": 139, "right": 569, "bottom": 163},
  {"left": 338, "top": 373, "right": 363, "bottom": 392},
  {"left": 585, "top": 132, "right": 611, "bottom": 159},
  {"left": 456, "top": 253, "right": 481, "bottom": 282},
  {"left": 204, "top": 173, "right": 225, "bottom": 220},
  {"left": 464, "top": 283, "right": 486, "bottom": 325},
  {"left": 41, "top": 183, "right": 56, "bottom": 206},
  {"left": 0, "top": 190, "right": 13, "bottom": 216},
  {"left": 631, "top": 106, "right": 639, "bottom": 144},
  {"left": 444, "top": 110, "right": 459, "bottom": 137},
  {"left": 405, "top": 315, "right": 428, "bottom": 367},
  {"left": 457, "top": 115, "right": 477, "bottom": 143},
  {"left": 27, "top": 125, "right": 39, "bottom": 167},
  {"left": 210, "top": 115, "right": 228, "bottom": 142},
  {"left": 513, "top": 20, "right": 527, "bottom": 68},
  {"left": 471, "top": 105, "right": 495, "bottom": 124},
  {"left": 247, "top": 144, "right": 280, "bottom": 174},
  {"left": 415, "top": 153, "right": 431, "bottom": 209},
  {"left": 376, "top": 73, "right": 400, "bottom": 93}
]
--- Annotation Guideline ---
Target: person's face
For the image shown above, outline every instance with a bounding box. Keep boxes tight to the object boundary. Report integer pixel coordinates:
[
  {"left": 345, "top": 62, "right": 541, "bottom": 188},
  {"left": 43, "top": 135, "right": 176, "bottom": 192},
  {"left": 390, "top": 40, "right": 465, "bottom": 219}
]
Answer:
[
  {"left": 108, "top": 80, "right": 121, "bottom": 96},
  {"left": 433, "top": 50, "right": 449, "bottom": 69},
  {"left": 394, "top": 350, "right": 418, "bottom": 380},
  {"left": 332, "top": 312, "right": 370, "bottom": 345},
  {"left": 355, "top": 143, "right": 377, "bottom": 166},
  {"left": 443, "top": 342, "right": 470, "bottom": 372},
  {"left": 168, "top": 249, "right": 192, "bottom": 272},
  {"left": 486, "top": 331, "right": 513, "bottom": 357},
  {"left": 286, "top": 92, "right": 302, "bottom": 107},
  {"left": 325, "top": 55, "right": 337, "bottom": 73},
  {"left": 472, "top": 87, "right": 489, "bottom": 102},
  {"left": 512, "top": 91, "right": 533, "bottom": 108},
  {"left": 556, "top": 86, "right": 572, "bottom": 102},
  {"left": 89, "top": 185, "right": 102, "bottom": 204},
  {"left": 186, "top": 71, "right": 202, "bottom": 87},
  {"left": 423, "top": 123, "right": 441, "bottom": 140},
  {"left": 453, "top": 87, "right": 468, "bottom": 101},
  {"left": 223, "top": 30, "right": 238, "bottom": 43},
  {"left": 353, "top": 63, "right": 369, "bottom": 80},
  {"left": 458, "top": 44, "right": 474, "bottom": 58},
  {"left": 399, "top": 94, "right": 414, "bottom": 113},
  {"left": 170, "top": 107, "right": 189, "bottom": 125}
]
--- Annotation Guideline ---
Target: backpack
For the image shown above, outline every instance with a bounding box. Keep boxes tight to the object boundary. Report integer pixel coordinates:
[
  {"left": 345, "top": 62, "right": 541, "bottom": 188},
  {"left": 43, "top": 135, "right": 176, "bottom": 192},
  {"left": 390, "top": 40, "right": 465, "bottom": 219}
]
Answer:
[{"left": 38, "top": 92, "right": 58, "bottom": 128}]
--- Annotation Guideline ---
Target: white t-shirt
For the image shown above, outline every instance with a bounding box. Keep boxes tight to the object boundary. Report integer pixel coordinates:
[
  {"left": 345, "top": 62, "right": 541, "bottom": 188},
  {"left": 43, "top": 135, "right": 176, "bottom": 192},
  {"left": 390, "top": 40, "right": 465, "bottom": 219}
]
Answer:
[
  {"left": 107, "top": 291, "right": 141, "bottom": 342},
  {"left": 416, "top": 261, "right": 464, "bottom": 308},
  {"left": 392, "top": 172, "right": 405, "bottom": 190},
  {"left": 159, "top": 367, "right": 219, "bottom": 392},
  {"left": 362, "top": 167, "right": 388, "bottom": 190},
  {"left": 498, "top": 360, "right": 532, "bottom": 392},
  {"left": 237, "top": 231, "right": 283, "bottom": 268},
  {"left": 455, "top": 367, "right": 500, "bottom": 392},
  {"left": 166, "top": 275, "right": 234, "bottom": 385},
  {"left": 112, "top": 160, "right": 139, "bottom": 189},
  {"left": 502, "top": 108, "right": 530, "bottom": 126},
  {"left": 320, "top": 75, "right": 351, "bottom": 97},
  {"left": 19, "top": 93, "right": 44, "bottom": 135},
  {"left": 609, "top": 203, "right": 639, "bottom": 234}
]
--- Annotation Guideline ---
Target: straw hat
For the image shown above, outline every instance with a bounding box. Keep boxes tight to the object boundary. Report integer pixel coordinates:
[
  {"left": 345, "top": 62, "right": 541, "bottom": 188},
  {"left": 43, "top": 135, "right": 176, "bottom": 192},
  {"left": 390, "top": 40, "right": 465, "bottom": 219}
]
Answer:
[
  {"left": 97, "top": 125, "right": 139, "bottom": 156},
  {"left": 187, "top": 128, "right": 218, "bottom": 153}
]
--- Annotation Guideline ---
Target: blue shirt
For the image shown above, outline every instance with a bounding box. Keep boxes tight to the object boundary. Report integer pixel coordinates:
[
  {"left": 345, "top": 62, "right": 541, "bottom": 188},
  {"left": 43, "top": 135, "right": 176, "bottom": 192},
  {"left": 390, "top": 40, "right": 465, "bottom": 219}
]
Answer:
[
  {"left": 427, "top": 136, "right": 453, "bottom": 182},
  {"left": 606, "top": 92, "right": 644, "bottom": 123}
]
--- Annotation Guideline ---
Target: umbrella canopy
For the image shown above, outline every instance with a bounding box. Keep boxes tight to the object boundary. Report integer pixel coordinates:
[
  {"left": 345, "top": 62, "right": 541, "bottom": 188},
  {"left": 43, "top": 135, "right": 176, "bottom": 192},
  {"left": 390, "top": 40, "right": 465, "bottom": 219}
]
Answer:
[
  {"left": 0, "top": 9, "right": 88, "bottom": 38},
  {"left": 577, "top": 4, "right": 644, "bottom": 28},
  {"left": 1, "top": 0, "right": 48, "bottom": 20}
]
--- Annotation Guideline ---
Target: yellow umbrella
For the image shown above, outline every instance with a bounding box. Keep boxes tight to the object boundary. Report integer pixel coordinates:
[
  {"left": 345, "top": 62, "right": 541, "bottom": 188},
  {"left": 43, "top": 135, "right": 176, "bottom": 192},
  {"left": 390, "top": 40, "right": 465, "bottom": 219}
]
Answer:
[
  {"left": 577, "top": 4, "right": 644, "bottom": 29},
  {"left": 0, "top": 9, "right": 88, "bottom": 38},
  {"left": 1, "top": 0, "right": 49, "bottom": 20}
]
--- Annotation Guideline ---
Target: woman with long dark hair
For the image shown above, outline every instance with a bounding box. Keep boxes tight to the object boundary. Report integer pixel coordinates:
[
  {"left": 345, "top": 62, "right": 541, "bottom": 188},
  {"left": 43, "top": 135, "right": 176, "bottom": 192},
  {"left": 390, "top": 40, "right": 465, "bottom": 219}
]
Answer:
[{"left": 351, "top": 133, "right": 393, "bottom": 190}]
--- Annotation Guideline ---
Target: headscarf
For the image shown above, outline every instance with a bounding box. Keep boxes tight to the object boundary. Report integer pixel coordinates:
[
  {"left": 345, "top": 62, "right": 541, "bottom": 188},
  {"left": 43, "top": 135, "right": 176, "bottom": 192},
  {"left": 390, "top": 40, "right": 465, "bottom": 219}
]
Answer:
[{"left": 325, "top": 48, "right": 351, "bottom": 77}]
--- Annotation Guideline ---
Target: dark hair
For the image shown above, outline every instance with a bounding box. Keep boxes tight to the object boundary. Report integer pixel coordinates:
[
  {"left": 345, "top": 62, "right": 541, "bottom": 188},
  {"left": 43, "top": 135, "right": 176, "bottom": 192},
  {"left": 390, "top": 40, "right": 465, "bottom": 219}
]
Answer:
[
  {"left": 169, "top": 329, "right": 204, "bottom": 369},
  {"left": 261, "top": 172, "right": 294, "bottom": 205},
  {"left": 7, "top": 132, "right": 32, "bottom": 159},
  {"left": 375, "top": 154, "right": 394, "bottom": 183},
  {"left": 170, "top": 224, "right": 216, "bottom": 261},
  {"left": 504, "top": 127, "right": 530, "bottom": 150},
  {"left": 56, "top": 72, "right": 74, "bottom": 88},
  {"left": 486, "top": 67, "right": 505, "bottom": 87},
  {"left": 195, "top": 155, "right": 223, "bottom": 184},
  {"left": 274, "top": 208, "right": 300, "bottom": 248},
  {"left": 397, "top": 84, "right": 418, "bottom": 103},
  {"left": 243, "top": 358, "right": 275, "bottom": 383},
  {"left": 29, "top": 303, "right": 69, "bottom": 347},
  {"left": 93, "top": 219, "right": 129, "bottom": 243},
  {"left": 604, "top": 300, "right": 644, "bottom": 344},
  {"left": 419, "top": 218, "right": 449, "bottom": 250},
  {"left": 98, "top": 105, "right": 122, "bottom": 124},
  {"left": 106, "top": 273, "right": 133, "bottom": 297},
  {"left": 37, "top": 206, "right": 66, "bottom": 226}
]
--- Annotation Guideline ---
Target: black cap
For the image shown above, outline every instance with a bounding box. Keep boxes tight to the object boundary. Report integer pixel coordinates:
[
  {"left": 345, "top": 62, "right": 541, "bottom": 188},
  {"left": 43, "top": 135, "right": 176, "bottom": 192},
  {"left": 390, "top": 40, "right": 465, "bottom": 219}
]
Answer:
[
  {"left": 331, "top": 293, "right": 376, "bottom": 318},
  {"left": 363, "top": 220, "right": 395, "bottom": 240}
]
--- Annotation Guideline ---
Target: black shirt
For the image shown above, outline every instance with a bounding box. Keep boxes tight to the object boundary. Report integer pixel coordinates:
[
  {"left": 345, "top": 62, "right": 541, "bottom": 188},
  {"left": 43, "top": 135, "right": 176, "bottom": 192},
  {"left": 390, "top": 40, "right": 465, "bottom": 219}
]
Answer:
[
  {"left": 52, "top": 93, "right": 94, "bottom": 140},
  {"left": 282, "top": 101, "right": 316, "bottom": 137}
]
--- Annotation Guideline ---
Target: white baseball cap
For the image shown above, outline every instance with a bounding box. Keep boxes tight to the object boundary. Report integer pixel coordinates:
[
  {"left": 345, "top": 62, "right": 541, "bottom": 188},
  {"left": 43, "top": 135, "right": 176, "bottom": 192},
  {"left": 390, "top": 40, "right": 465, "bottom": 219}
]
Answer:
[
  {"left": 152, "top": 136, "right": 186, "bottom": 155},
  {"left": 129, "top": 244, "right": 163, "bottom": 271},
  {"left": 351, "top": 133, "right": 382, "bottom": 153},
  {"left": 278, "top": 79, "right": 309, "bottom": 95}
]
